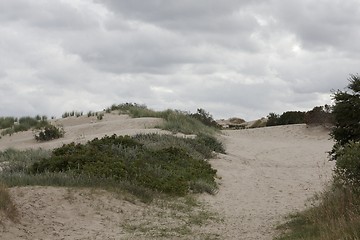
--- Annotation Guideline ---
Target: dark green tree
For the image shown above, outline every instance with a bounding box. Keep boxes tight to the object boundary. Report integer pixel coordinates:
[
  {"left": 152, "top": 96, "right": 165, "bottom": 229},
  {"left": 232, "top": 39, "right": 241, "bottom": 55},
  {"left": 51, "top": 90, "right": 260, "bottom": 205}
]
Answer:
[
  {"left": 190, "top": 109, "right": 220, "bottom": 128},
  {"left": 266, "top": 112, "right": 280, "bottom": 126},
  {"left": 304, "top": 105, "right": 334, "bottom": 126},
  {"left": 331, "top": 74, "right": 360, "bottom": 150}
]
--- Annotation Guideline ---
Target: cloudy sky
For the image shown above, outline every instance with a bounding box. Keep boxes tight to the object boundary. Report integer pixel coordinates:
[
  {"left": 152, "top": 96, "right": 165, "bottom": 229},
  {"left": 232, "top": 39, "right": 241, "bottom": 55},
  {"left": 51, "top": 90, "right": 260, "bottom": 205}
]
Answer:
[{"left": 1, "top": 0, "right": 359, "bottom": 120}]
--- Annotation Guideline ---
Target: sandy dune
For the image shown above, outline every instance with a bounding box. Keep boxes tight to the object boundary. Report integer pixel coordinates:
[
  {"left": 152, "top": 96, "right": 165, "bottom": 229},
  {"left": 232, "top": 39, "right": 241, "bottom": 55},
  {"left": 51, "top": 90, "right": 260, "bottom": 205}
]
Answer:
[
  {"left": 0, "top": 114, "right": 165, "bottom": 151},
  {"left": 200, "top": 124, "right": 334, "bottom": 239},
  {"left": 0, "top": 115, "right": 335, "bottom": 239}
]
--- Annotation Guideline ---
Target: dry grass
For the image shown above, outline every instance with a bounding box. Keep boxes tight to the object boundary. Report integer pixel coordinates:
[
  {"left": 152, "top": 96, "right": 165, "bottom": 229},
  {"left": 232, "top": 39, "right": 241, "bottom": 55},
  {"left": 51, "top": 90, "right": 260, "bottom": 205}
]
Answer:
[
  {"left": 276, "top": 184, "right": 360, "bottom": 240},
  {"left": 0, "top": 182, "right": 18, "bottom": 222}
]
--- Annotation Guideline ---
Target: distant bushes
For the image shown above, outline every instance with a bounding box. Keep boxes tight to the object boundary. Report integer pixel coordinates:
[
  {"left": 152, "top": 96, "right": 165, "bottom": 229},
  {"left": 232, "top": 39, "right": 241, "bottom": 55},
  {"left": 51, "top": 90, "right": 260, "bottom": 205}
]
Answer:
[
  {"left": 29, "top": 134, "right": 221, "bottom": 196},
  {"left": 266, "top": 106, "right": 334, "bottom": 127},
  {"left": 0, "top": 114, "right": 65, "bottom": 142},
  {"left": 62, "top": 111, "right": 83, "bottom": 118},
  {"left": 1, "top": 116, "right": 50, "bottom": 136},
  {"left": 266, "top": 111, "right": 306, "bottom": 126}
]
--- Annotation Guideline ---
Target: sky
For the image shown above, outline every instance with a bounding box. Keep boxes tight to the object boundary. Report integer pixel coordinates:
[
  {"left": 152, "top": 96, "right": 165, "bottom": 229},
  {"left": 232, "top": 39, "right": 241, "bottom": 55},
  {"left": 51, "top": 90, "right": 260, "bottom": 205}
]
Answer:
[{"left": 1, "top": 0, "right": 359, "bottom": 120}]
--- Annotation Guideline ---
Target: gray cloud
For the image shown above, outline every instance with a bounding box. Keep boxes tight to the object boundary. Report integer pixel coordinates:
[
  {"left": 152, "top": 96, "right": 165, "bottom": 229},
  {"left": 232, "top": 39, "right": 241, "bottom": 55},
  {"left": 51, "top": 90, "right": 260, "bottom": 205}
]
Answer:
[{"left": 0, "top": 0, "right": 359, "bottom": 120}]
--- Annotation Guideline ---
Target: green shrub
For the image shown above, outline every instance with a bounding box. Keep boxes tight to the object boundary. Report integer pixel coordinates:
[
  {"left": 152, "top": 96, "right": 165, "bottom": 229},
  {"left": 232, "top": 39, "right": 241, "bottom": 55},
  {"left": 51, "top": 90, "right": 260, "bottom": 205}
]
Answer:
[
  {"left": 105, "top": 103, "right": 218, "bottom": 135},
  {"left": 97, "top": 113, "right": 104, "bottom": 120},
  {"left": 0, "top": 117, "right": 15, "bottom": 129},
  {"left": 34, "top": 125, "right": 65, "bottom": 142},
  {"left": 334, "top": 141, "right": 360, "bottom": 188},
  {"left": 331, "top": 74, "right": 360, "bottom": 156},
  {"left": 266, "top": 111, "right": 306, "bottom": 126},
  {"left": 189, "top": 108, "right": 220, "bottom": 129},
  {"left": 29, "top": 134, "right": 218, "bottom": 196}
]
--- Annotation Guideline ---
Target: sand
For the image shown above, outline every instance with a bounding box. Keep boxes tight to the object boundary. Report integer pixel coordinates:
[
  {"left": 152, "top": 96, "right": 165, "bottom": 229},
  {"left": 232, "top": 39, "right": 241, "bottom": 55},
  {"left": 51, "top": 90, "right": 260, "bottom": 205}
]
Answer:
[{"left": 0, "top": 114, "right": 335, "bottom": 239}]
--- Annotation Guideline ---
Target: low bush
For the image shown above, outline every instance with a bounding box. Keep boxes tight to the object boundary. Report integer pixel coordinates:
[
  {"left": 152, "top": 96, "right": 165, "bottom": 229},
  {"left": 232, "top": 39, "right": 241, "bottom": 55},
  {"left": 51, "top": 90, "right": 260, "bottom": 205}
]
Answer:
[
  {"left": 34, "top": 125, "right": 65, "bottom": 142},
  {"left": 29, "top": 134, "right": 220, "bottom": 196},
  {"left": 333, "top": 141, "right": 360, "bottom": 189},
  {"left": 189, "top": 108, "right": 221, "bottom": 129}
]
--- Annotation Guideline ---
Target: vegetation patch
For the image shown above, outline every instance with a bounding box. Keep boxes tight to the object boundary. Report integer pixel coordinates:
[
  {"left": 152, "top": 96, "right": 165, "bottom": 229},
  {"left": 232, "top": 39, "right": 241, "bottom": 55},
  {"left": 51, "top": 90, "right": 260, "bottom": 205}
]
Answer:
[
  {"left": 106, "top": 103, "right": 219, "bottom": 135},
  {"left": 1, "top": 132, "right": 223, "bottom": 199},
  {"left": 276, "top": 184, "right": 360, "bottom": 240},
  {"left": 29, "top": 134, "right": 219, "bottom": 196},
  {"left": 34, "top": 125, "right": 65, "bottom": 142}
]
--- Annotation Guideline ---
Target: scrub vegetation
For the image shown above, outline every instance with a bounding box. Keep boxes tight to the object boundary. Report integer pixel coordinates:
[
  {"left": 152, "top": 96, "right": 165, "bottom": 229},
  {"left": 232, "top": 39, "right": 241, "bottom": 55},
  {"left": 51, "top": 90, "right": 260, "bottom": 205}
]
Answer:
[{"left": 0, "top": 106, "right": 224, "bottom": 203}]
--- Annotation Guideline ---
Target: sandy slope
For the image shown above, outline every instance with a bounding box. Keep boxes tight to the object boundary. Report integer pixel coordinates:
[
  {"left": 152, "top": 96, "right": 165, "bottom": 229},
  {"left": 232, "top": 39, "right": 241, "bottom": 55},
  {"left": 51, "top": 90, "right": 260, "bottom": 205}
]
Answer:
[
  {"left": 200, "top": 124, "right": 334, "bottom": 239},
  {"left": 0, "top": 115, "right": 335, "bottom": 239},
  {"left": 0, "top": 114, "right": 165, "bottom": 151}
]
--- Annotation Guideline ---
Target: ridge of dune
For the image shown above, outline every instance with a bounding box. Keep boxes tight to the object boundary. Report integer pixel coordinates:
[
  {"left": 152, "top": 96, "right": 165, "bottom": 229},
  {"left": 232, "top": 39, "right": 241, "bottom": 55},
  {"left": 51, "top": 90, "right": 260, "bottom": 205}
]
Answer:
[{"left": 0, "top": 113, "right": 165, "bottom": 151}]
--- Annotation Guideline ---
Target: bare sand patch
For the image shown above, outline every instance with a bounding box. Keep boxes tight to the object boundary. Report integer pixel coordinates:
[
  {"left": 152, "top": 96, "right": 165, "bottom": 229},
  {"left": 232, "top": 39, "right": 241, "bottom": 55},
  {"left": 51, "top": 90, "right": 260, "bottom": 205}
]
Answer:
[{"left": 199, "top": 124, "right": 334, "bottom": 239}]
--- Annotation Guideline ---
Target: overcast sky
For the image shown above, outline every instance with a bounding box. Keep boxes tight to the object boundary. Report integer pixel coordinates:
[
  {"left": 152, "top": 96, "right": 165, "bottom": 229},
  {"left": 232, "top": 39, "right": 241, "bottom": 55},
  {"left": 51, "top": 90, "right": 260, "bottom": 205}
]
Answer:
[{"left": 1, "top": 0, "right": 359, "bottom": 120}]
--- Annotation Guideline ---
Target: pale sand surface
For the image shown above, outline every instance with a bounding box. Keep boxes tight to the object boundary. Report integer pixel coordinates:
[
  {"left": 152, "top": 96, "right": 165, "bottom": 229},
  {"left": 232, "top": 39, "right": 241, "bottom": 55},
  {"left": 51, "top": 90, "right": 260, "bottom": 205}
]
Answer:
[
  {"left": 0, "top": 114, "right": 335, "bottom": 239},
  {"left": 200, "top": 124, "right": 334, "bottom": 239}
]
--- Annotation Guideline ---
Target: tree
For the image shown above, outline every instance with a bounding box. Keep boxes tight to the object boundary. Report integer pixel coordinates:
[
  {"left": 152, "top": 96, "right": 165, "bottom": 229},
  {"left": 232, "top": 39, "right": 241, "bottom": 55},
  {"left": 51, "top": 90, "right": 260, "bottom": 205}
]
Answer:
[
  {"left": 331, "top": 74, "right": 360, "bottom": 150},
  {"left": 190, "top": 109, "right": 220, "bottom": 128},
  {"left": 304, "top": 105, "right": 334, "bottom": 126},
  {"left": 278, "top": 111, "right": 305, "bottom": 125},
  {"left": 266, "top": 112, "right": 280, "bottom": 126}
]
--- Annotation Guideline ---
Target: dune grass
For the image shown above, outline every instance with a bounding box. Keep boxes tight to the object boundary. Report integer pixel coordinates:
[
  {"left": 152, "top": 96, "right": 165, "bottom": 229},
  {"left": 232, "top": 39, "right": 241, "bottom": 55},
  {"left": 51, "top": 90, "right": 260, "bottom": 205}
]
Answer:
[
  {"left": 108, "top": 103, "right": 218, "bottom": 135},
  {"left": 0, "top": 116, "right": 51, "bottom": 136},
  {"left": 276, "top": 184, "right": 360, "bottom": 240}
]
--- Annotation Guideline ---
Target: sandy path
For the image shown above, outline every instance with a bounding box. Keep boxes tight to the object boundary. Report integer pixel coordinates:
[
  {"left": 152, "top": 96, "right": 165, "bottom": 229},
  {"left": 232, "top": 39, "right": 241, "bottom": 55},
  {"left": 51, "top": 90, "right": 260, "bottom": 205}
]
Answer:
[{"left": 200, "top": 124, "right": 335, "bottom": 239}]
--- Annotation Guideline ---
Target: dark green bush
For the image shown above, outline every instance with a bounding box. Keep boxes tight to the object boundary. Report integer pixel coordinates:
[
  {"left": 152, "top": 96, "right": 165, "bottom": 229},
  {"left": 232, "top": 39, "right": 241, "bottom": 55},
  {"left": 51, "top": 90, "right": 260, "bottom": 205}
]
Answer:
[
  {"left": 305, "top": 105, "right": 334, "bottom": 126},
  {"left": 189, "top": 109, "right": 220, "bottom": 129},
  {"left": 331, "top": 75, "right": 360, "bottom": 149},
  {"left": 34, "top": 125, "right": 65, "bottom": 142},
  {"left": 30, "top": 134, "right": 218, "bottom": 196},
  {"left": 266, "top": 111, "right": 305, "bottom": 126}
]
